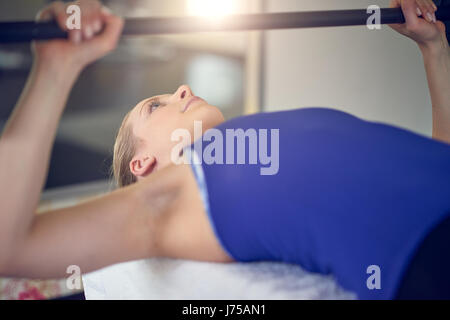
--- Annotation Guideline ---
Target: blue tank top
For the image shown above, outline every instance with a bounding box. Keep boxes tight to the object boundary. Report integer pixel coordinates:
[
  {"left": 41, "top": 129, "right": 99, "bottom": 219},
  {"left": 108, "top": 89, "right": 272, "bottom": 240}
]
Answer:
[{"left": 186, "top": 108, "right": 450, "bottom": 299}]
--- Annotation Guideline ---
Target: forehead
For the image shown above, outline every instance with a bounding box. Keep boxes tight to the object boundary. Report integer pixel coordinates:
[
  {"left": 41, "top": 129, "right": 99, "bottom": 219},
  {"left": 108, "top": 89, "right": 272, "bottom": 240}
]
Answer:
[
  {"left": 129, "top": 95, "right": 156, "bottom": 120},
  {"left": 133, "top": 96, "right": 157, "bottom": 114}
]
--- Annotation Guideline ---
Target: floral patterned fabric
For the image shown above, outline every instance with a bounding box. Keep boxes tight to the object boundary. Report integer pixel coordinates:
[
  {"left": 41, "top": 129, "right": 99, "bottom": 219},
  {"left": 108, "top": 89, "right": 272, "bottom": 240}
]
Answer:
[{"left": 0, "top": 278, "right": 78, "bottom": 300}]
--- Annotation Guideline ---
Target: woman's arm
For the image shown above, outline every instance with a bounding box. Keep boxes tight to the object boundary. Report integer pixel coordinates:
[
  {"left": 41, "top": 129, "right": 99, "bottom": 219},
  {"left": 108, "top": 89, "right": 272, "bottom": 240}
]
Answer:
[
  {"left": 0, "top": 1, "right": 123, "bottom": 271},
  {"left": 0, "top": 1, "right": 227, "bottom": 278},
  {"left": 2, "top": 162, "right": 230, "bottom": 278},
  {"left": 390, "top": 0, "right": 450, "bottom": 143},
  {"left": 4, "top": 183, "right": 147, "bottom": 278},
  {"left": 421, "top": 39, "right": 450, "bottom": 143},
  {"left": 0, "top": 55, "right": 80, "bottom": 269}
]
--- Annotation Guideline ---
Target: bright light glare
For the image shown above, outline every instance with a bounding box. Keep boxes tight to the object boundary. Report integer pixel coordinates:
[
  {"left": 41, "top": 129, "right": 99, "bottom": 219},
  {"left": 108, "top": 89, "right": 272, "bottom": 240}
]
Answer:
[{"left": 187, "top": 0, "right": 238, "bottom": 17}]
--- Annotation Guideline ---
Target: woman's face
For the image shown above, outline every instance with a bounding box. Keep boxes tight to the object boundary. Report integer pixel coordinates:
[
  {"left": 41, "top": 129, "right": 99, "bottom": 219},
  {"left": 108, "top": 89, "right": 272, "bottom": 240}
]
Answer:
[{"left": 126, "top": 84, "right": 225, "bottom": 179}]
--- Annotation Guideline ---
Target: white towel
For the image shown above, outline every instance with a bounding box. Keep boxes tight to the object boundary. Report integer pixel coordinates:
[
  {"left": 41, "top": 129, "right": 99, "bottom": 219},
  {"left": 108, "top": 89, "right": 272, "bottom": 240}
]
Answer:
[{"left": 82, "top": 259, "right": 356, "bottom": 300}]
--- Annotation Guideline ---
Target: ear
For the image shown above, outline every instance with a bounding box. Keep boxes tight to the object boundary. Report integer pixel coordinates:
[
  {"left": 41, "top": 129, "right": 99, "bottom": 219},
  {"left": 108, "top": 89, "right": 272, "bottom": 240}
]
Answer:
[{"left": 129, "top": 154, "right": 157, "bottom": 178}]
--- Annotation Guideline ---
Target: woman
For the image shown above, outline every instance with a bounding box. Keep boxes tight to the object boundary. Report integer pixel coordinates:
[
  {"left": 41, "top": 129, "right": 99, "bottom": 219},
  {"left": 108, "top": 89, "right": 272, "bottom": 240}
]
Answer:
[{"left": 0, "top": 0, "right": 449, "bottom": 299}]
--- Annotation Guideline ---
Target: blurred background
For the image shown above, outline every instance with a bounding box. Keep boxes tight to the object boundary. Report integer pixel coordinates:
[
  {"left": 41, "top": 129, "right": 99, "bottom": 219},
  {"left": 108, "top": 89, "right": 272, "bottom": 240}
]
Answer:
[
  {"left": 0, "top": 0, "right": 435, "bottom": 299},
  {"left": 0, "top": 0, "right": 432, "bottom": 193},
  {"left": 0, "top": 0, "right": 263, "bottom": 192}
]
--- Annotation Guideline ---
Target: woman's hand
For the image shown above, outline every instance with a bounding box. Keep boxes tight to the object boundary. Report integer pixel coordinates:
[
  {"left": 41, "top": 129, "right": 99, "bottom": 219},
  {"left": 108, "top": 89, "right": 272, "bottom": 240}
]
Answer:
[
  {"left": 390, "top": 0, "right": 450, "bottom": 144},
  {"left": 389, "top": 0, "right": 447, "bottom": 52},
  {"left": 33, "top": 0, "right": 123, "bottom": 73}
]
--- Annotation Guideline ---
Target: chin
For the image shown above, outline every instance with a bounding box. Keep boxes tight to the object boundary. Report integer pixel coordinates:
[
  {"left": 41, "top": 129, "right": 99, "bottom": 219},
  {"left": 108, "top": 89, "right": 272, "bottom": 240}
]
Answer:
[
  {"left": 193, "top": 104, "right": 225, "bottom": 127},
  {"left": 206, "top": 105, "right": 225, "bottom": 127}
]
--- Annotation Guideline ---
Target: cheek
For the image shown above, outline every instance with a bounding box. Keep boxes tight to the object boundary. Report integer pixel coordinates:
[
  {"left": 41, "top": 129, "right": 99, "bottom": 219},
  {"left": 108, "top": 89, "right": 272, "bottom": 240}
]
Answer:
[
  {"left": 146, "top": 105, "right": 223, "bottom": 153},
  {"left": 148, "top": 112, "right": 188, "bottom": 147}
]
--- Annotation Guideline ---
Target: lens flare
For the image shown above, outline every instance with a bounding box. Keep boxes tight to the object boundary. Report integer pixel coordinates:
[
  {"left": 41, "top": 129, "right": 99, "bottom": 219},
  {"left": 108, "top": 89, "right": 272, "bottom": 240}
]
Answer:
[{"left": 187, "top": 0, "right": 238, "bottom": 17}]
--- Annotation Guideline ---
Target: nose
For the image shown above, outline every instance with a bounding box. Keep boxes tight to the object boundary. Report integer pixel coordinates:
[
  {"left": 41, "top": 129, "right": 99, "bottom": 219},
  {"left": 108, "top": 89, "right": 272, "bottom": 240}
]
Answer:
[{"left": 173, "top": 85, "right": 194, "bottom": 101}]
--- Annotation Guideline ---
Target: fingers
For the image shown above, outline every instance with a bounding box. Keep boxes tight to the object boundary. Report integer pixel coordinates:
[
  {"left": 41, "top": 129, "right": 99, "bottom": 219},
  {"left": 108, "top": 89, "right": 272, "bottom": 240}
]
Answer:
[
  {"left": 389, "top": 0, "right": 443, "bottom": 45},
  {"left": 37, "top": 1, "right": 83, "bottom": 43},
  {"left": 390, "top": 0, "right": 419, "bottom": 30},
  {"left": 389, "top": 0, "right": 434, "bottom": 34},
  {"left": 36, "top": 1, "right": 67, "bottom": 28},
  {"left": 90, "top": 10, "right": 124, "bottom": 53},
  {"left": 391, "top": 0, "right": 438, "bottom": 25},
  {"left": 389, "top": 0, "right": 401, "bottom": 8},
  {"left": 36, "top": 0, "right": 107, "bottom": 44},
  {"left": 76, "top": 0, "right": 103, "bottom": 41},
  {"left": 36, "top": 7, "right": 54, "bottom": 22},
  {"left": 81, "top": 9, "right": 124, "bottom": 59},
  {"left": 416, "top": 0, "right": 437, "bottom": 23}
]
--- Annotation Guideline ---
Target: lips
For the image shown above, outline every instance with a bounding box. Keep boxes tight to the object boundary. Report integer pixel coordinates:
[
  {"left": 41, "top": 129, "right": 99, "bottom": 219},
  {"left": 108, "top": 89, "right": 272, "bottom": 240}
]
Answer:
[{"left": 183, "top": 96, "right": 202, "bottom": 112}]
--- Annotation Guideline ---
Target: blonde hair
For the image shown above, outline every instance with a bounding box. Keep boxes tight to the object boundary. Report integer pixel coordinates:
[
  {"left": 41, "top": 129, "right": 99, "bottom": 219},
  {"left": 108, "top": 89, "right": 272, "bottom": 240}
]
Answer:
[{"left": 112, "top": 111, "right": 138, "bottom": 188}]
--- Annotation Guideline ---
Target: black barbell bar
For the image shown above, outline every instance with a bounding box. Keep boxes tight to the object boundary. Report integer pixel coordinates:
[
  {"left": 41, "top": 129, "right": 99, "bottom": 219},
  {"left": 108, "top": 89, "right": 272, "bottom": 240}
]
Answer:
[{"left": 0, "top": 6, "right": 449, "bottom": 43}]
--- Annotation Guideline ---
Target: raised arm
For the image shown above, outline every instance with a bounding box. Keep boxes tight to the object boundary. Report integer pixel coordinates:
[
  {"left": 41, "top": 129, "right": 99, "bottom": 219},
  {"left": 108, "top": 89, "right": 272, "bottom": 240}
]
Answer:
[
  {"left": 0, "top": 1, "right": 123, "bottom": 273},
  {"left": 422, "top": 33, "right": 450, "bottom": 143},
  {"left": 390, "top": 0, "right": 450, "bottom": 143},
  {"left": 0, "top": 1, "right": 227, "bottom": 278}
]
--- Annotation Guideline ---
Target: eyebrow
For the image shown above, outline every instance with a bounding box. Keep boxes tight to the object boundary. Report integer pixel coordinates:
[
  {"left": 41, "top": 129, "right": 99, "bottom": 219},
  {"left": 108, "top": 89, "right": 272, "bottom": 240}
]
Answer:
[{"left": 139, "top": 97, "right": 159, "bottom": 117}]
